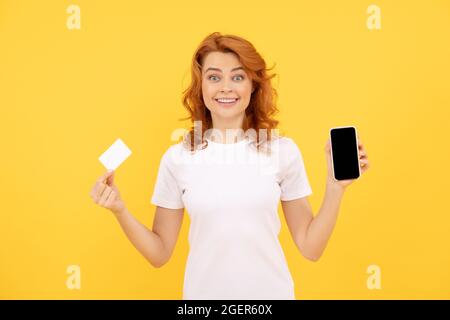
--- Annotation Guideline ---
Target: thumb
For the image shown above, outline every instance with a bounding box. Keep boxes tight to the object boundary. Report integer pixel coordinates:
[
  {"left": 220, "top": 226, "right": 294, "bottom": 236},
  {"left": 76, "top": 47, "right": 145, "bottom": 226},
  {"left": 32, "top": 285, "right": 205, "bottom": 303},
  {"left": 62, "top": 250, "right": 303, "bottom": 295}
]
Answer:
[
  {"left": 324, "top": 139, "right": 331, "bottom": 153},
  {"left": 102, "top": 169, "right": 115, "bottom": 186}
]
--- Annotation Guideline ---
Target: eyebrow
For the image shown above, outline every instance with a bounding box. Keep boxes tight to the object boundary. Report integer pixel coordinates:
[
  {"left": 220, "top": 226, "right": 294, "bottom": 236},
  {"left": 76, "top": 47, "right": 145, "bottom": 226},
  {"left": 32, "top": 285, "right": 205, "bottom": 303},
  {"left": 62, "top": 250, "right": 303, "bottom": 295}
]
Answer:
[{"left": 203, "top": 66, "right": 245, "bottom": 74}]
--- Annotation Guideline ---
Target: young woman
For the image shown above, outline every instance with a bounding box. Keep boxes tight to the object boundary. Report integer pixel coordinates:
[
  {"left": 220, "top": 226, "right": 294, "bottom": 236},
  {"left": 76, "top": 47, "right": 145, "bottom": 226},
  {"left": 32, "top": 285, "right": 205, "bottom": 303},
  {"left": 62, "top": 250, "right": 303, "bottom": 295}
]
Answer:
[{"left": 89, "top": 32, "right": 370, "bottom": 300}]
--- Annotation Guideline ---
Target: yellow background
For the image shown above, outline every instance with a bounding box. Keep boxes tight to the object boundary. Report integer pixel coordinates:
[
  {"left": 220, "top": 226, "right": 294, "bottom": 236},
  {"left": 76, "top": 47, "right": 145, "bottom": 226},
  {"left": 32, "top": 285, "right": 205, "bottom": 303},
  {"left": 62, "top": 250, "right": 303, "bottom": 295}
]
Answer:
[{"left": 1, "top": 0, "right": 449, "bottom": 299}]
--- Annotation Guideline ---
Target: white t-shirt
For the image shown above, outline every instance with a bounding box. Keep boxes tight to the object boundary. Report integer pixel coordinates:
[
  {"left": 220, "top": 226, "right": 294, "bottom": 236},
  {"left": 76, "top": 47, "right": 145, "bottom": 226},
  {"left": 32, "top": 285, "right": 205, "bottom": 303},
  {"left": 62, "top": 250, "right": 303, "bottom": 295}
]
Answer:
[{"left": 150, "top": 135, "right": 313, "bottom": 300}]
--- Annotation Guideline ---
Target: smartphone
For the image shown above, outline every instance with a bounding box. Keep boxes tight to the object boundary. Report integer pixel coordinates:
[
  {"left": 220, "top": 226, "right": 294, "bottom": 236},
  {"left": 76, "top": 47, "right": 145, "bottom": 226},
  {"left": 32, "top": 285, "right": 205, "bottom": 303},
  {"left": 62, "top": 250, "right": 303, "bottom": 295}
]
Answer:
[{"left": 329, "top": 126, "right": 360, "bottom": 181}]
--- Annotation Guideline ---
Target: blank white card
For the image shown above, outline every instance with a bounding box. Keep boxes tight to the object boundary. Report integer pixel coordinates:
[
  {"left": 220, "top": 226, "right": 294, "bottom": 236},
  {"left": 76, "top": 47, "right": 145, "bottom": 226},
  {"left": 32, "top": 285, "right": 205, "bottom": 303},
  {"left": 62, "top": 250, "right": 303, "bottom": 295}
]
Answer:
[{"left": 98, "top": 138, "right": 132, "bottom": 171}]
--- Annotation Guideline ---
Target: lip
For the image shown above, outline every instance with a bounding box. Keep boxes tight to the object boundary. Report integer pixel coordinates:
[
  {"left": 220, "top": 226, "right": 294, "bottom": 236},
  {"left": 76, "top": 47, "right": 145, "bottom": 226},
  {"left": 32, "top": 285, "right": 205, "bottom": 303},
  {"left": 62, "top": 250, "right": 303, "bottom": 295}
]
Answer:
[{"left": 215, "top": 98, "right": 240, "bottom": 107}]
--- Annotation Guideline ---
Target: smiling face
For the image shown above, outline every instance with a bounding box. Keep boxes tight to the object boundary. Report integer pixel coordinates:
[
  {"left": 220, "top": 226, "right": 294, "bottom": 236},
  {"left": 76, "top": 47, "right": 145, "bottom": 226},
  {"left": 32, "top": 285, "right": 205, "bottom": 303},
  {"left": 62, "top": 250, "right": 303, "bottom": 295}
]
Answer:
[{"left": 201, "top": 51, "right": 254, "bottom": 134}]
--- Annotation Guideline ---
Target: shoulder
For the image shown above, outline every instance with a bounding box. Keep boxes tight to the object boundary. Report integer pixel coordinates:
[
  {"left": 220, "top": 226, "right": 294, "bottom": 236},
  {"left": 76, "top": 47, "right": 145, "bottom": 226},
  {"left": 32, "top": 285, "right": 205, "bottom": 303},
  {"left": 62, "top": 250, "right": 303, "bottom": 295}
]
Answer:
[
  {"left": 160, "top": 141, "right": 190, "bottom": 167},
  {"left": 277, "top": 136, "right": 296, "bottom": 147},
  {"left": 165, "top": 141, "right": 184, "bottom": 154},
  {"left": 270, "top": 136, "right": 307, "bottom": 170},
  {"left": 270, "top": 135, "right": 301, "bottom": 154}
]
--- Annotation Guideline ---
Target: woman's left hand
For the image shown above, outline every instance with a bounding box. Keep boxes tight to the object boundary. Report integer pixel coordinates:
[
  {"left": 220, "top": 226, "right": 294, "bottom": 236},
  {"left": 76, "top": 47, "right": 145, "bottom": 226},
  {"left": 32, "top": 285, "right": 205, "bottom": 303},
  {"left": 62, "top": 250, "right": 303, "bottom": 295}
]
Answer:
[{"left": 324, "top": 136, "right": 370, "bottom": 190}]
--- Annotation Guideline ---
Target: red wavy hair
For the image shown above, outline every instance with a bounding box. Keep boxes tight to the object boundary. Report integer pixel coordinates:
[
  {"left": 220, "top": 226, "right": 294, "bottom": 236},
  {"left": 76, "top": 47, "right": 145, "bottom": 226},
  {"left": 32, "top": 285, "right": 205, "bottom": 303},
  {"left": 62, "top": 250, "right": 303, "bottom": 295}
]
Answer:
[{"left": 180, "top": 32, "right": 282, "bottom": 153}]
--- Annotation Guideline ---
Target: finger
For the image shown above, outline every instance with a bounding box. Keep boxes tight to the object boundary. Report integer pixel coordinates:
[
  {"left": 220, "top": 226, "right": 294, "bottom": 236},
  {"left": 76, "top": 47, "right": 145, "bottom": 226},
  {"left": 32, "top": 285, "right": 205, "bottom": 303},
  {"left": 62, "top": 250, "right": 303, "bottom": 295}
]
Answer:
[
  {"left": 104, "top": 190, "right": 116, "bottom": 208},
  {"left": 360, "top": 159, "right": 370, "bottom": 169},
  {"left": 358, "top": 145, "right": 367, "bottom": 155},
  {"left": 361, "top": 162, "right": 370, "bottom": 172},
  {"left": 97, "top": 170, "right": 114, "bottom": 184},
  {"left": 94, "top": 182, "right": 107, "bottom": 203},
  {"left": 90, "top": 183, "right": 100, "bottom": 202},
  {"left": 324, "top": 139, "right": 331, "bottom": 151},
  {"left": 99, "top": 182, "right": 108, "bottom": 197},
  {"left": 105, "top": 170, "right": 115, "bottom": 186},
  {"left": 99, "top": 186, "right": 112, "bottom": 207},
  {"left": 91, "top": 181, "right": 104, "bottom": 199}
]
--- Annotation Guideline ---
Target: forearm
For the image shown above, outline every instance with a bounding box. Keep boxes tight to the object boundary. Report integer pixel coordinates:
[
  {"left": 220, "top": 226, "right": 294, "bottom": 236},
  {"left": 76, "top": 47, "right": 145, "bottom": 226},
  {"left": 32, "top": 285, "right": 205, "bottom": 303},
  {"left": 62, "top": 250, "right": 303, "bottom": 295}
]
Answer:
[
  {"left": 114, "top": 208, "right": 167, "bottom": 268},
  {"left": 303, "top": 181, "right": 345, "bottom": 260}
]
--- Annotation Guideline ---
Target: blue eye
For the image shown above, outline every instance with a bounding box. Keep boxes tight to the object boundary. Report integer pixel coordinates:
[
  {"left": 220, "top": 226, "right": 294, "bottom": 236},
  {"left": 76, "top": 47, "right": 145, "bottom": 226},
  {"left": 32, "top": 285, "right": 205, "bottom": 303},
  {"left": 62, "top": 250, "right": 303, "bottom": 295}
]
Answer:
[{"left": 207, "top": 74, "right": 245, "bottom": 81}]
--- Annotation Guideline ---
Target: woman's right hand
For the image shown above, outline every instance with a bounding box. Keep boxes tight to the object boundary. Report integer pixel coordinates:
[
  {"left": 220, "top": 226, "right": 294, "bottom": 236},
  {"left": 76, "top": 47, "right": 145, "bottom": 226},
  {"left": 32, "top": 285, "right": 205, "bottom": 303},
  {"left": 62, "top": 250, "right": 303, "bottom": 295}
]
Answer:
[{"left": 89, "top": 170, "right": 126, "bottom": 216}]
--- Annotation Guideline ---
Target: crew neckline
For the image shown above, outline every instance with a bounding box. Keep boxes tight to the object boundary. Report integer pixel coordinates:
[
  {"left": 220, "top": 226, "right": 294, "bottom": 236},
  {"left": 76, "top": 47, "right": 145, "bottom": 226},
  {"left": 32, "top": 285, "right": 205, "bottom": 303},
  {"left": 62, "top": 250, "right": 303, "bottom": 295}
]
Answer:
[{"left": 206, "top": 136, "right": 249, "bottom": 146}]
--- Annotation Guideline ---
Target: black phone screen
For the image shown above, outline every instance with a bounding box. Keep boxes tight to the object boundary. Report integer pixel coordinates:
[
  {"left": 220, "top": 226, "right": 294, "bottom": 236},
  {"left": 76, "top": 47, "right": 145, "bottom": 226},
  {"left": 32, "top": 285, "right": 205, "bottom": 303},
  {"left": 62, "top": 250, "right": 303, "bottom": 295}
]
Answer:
[{"left": 330, "top": 127, "right": 360, "bottom": 180}]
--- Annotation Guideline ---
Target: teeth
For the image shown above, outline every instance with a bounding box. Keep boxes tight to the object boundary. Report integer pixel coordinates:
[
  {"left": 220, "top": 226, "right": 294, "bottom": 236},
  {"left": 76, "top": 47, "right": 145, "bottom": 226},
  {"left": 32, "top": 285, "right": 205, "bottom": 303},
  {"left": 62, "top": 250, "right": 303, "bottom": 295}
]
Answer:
[{"left": 217, "top": 98, "right": 238, "bottom": 103}]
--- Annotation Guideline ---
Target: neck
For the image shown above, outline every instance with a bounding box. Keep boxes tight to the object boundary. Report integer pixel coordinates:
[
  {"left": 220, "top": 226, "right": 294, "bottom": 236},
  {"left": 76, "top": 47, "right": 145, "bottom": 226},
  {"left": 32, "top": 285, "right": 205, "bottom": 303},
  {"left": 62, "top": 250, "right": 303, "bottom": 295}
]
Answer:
[{"left": 210, "top": 115, "right": 246, "bottom": 144}]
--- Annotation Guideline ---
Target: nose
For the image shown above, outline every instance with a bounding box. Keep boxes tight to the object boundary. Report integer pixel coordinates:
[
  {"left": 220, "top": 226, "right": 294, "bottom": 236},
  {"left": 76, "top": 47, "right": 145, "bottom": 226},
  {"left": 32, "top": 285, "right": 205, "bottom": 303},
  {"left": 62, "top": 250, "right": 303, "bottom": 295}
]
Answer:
[{"left": 220, "top": 78, "right": 233, "bottom": 93}]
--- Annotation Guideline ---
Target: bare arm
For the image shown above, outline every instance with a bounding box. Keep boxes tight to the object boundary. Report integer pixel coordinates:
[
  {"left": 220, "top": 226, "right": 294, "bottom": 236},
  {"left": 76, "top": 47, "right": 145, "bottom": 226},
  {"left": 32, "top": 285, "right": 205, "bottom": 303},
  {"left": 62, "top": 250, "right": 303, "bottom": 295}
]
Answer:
[
  {"left": 281, "top": 181, "right": 344, "bottom": 262},
  {"left": 283, "top": 137, "right": 369, "bottom": 261},
  {"left": 114, "top": 206, "right": 184, "bottom": 268},
  {"left": 90, "top": 170, "right": 184, "bottom": 268}
]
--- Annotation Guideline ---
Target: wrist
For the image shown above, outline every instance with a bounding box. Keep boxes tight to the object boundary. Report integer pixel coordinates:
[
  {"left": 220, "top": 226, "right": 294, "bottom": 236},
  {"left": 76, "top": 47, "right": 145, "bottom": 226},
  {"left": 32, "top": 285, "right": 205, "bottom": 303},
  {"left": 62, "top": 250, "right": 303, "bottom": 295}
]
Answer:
[
  {"left": 112, "top": 206, "right": 128, "bottom": 218},
  {"left": 326, "top": 178, "right": 346, "bottom": 194}
]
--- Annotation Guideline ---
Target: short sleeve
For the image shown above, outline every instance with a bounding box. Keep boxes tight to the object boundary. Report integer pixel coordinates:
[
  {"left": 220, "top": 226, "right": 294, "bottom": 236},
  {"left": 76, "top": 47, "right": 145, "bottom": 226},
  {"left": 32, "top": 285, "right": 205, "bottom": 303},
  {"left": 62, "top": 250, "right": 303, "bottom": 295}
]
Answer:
[
  {"left": 279, "top": 139, "right": 313, "bottom": 201},
  {"left": 150, "top": 147, "right": 184, "bottom": 209}
]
